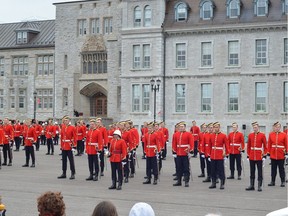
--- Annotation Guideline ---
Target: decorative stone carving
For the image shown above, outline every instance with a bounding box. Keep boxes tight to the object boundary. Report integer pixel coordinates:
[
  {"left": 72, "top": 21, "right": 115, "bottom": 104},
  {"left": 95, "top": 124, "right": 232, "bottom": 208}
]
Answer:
[{"left": 82, "top": 35, "right": 106, "bottom": 52}]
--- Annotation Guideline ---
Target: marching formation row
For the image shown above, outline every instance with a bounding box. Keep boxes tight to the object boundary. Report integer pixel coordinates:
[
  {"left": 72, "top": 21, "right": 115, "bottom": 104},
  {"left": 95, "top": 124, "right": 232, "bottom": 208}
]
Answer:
[{"left": 0, "top": 117, "right": 287, "bottom": 192}]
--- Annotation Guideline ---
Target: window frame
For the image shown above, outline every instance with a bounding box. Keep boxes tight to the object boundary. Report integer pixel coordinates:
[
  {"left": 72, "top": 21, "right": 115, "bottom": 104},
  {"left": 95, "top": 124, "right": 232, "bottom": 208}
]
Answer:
[
  {"left": 284, "top": 81, "right": 288, "bottom": 112},
  {"left": 175, "top": 43, "right": 187, "bottom": 69},
  {"left": 201, "top": 83, "right": 212, "bottom": 113},
  {"left": 200, "top": 0, "right": 214, "bottom": 20},
  {"left": 255, "top": 39, "right": 268, "bottom": 66},
  {"left": 226, "top": 0, "right": 241, "bottom": 18},
  {"left": 78, "top": 19, "right": 87, "bottom": 36},
  {"left": 174, "top": 2, "right": 188, "bottom": 22},
  {"left": 132, "top": 44, "right": 151, "bottom": 70},
  {"left": 104, "top": 17, "right": 113, "bottom": 34},
  {"left": 12, "top": 56, "right": 29, "bottom": 76},
  {"left": 228, "top": 40, "right": 240, "bottom": 66},
  {"left": 0, "top": 57, "right": 4, "bottom": 76},
  {"left": 254, "top": 0, "right": 270, "bottom": 17},
  {"left": 91, "top": 18, "right": 100, "bottom": 35},
  {"left": 201, "top": 41, "right": 213, "bottom": 67},
  {"left": 0, "top": 89, "right": 4, "bottom": 109},
  {"left": 255, "top": 82, "right": 268, "bottom": 113},
  {"left": 36, "top": 89, "right": 53, "bottom": 110},
  {"left": 228, "top": 82, "right": 239, "bottom": 113},
  {"left": 82, "top": 52, "right": 108, "bottom": 74},
  {"left": 132, "top": 84, "right": 150, "bottom": 113},
  {"left": 134, "top": 6, "right": 142, "bottom": 27},
  {"left": 175, "top": 84, "right": 186, "bottom": 113},
  {"left": 144, "top": 5, "right": 152, "bottom": 27},
  {"left": 282, "top": 0, "right": 288, "bottom": 14},
  {"left": 284, "top": 38, "right": 288, "bottom": 65}
]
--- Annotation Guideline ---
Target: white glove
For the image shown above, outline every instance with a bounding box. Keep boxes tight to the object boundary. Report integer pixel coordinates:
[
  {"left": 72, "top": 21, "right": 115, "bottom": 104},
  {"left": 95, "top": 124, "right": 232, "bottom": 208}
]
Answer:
[
  {"left": 172, "top": 154, "right": 177, "bottom": 158},
  {"left": 201, "top": 154, "right": 205, "bottom": 158},
  {"left": 262, "top": 158, "right": 266, "bottom": 167},
  {"left": 72, "top": 148, "right": 76, "bottom": 153},
  {"left": 133, "top": 150, "right": 136, "bottom": 154},
  {"left": 104, "top": 148, "right": 109, "bottom": 156},
  {"left": 285, "top": 155, "right": 288, "bottom": 159},
  {"left": 122, "top": 161, "right": 127, "bottom": 166},
  {"left": 188, "top": 153, "right": 192, "bottom": 158},
  {"left": 208, "top": 157, "right": 211, "bottom": 162}
]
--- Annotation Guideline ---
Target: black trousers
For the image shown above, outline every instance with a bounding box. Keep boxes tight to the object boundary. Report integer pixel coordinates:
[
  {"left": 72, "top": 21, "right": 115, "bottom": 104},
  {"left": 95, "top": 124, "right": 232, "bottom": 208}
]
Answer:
[
  {"left": 205, "top": 157, "right": 211, "bottom": 177},
  {"left": 36, "top": 137, "right": 40, "bottom": 150},
  {"left": 47, "top": 138, "right": 54, "bottom": 154},
  {"left": 88, "top": 154, "right": 99, "bottom": 175},
  {"left": 54, "top": 135, "right": 59, "bottom": 145},
  {"left": 193, "top": 141, "right": 198, "bottom": 156},
  {"left": 25, "top": 146, "right": 35, "bottom": 165},
  {"left": 3, "top": 144, "right": 12, "bottom": 163},
  {"left": 123, "top": 155, "right": 130, "bottom": 178},
  {"left": 270, "top": 159, "right": 285, "bottom": 182},
  {"left": 211, "top": 159, "right": 225, "bottom": 182},
  {"left": 77, "top": 140, "right": 82, "bottom": 154},
  {"left": 142, "top": 141, "right": 146, "bottom": 157},
  {"left": 176, "top": 155, "right": 190, "bottom": 180},
  {"left": 129, "top": 151, "right": 135, "bottom": 174},
  {"left": 249, "top": 160, "right": 263, "bottom": 181},
  {"left": 14, "top": 137, "right": 21, "bottom": 150},
  {"left": 199, "top": 155, "right": 206, "bottom": 174},
  {"left": 163, "top": 142, "right": 167, "bottom": 158},
  {"left": 229, "top": 154, "right": 242, "bottom": 176},
  {"left": 111, "top": 162, "right": 123, "bottom": 184},
  {"left": 99, "top": 150, "right": 105, "bottom": 172},
  {"left": 146, "top": 156, "right": 158, "bottom": 179},
  {"left": 62, "top": 150, "right": 75, "bottom": 174},
  {"left": 41, "top": 135, "right": 46, "bottom": 145},
  {"left": 174, "top": 157, "right": 177, "bottom": 174}
]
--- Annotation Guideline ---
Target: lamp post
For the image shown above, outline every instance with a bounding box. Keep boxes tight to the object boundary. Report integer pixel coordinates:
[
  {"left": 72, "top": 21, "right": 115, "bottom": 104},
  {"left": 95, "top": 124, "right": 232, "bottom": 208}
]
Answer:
[
  {"left": 150, "top": 78, "right": 161, "bottom": 123},
  {"left": 33, "top": 91, "right": 37, "bottom": 120}
]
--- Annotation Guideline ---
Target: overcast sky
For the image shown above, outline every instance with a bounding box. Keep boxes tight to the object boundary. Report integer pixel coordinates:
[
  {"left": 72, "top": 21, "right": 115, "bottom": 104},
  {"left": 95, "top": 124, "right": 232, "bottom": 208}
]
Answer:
[{"left": 0, "top": 0, "right": 79, "bottom": 24}]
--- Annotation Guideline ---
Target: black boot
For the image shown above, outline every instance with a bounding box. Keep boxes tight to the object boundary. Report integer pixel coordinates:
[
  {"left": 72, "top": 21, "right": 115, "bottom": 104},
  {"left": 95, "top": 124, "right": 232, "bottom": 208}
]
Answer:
[
  {"left": 184, "top": 176, "right": 189, "bottom": 187},
  {"left": 58, "top": 173, "right": 66, "bottom": 179},
  {"left": 109, "top": 181, "right": 116, "bottom": 189},
  {"left": 116, "top": 182, "right": 122, "bottom": 190},
  {"left": 143, "top": 178, "right": 151, "bottom": 184},
  {"left": 198, "top": 173, "right": 205, "bottom": 178},
  {"left": 93, "top": 175, "right": 98, "bottom": 181},
  {"left": 237, "top": 171, "right": 242, "bottom": 180},
  {"left": 246, "top": 178, "right": 255, "bottom": 191},
  {"left": 258, "top": 180, "right": 262, "bottom": 192},
  {"left": 268, "top": 181, "right": 275, "bottom": 186},
  {"left": 86, "top": 175, "right": 93, "bottom": 181},
  {"left": 153, "top": 178, "right": 157, "bottom": 185},
  {"left": 209, "top": 181, "right": 216, "bottom": 189},
  {"left": 227, "top": 171, "right": 234, "bottom": 179},
  {"left": 280, "top": 182, "right": 285, "bottom": 187},
  {"left": 220, "top": 179, "right": 225, "bottom": 190},
  {"left": 22, "top": 164, "right": 29, "bottom": 167},
  {"left": 203, "top": 177, "right": 211, "bottom": 183},
  {"left": 124, "top": 177, "right": 129, "bottom": 183},
  {"left": 69, "top": 173, "right": 75, "bottom": 180},
  {"left": 173, "top": 177, "right": 182, "bottom": 186}
]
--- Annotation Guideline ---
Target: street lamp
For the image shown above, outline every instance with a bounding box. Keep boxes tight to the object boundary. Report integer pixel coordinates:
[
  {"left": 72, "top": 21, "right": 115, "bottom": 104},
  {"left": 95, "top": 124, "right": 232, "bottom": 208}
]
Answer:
[
  {"left": 33, "top": 91, "right": 37, "bottom": 120},
  {"left": 150, "top": 78, "right": 161, "bottom": 123}
]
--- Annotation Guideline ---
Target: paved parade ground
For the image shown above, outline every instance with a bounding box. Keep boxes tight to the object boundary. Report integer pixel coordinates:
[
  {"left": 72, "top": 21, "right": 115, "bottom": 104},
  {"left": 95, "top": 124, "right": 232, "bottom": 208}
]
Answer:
[{"left": 0, "top": 145, "right": 287, "bottom": 216}]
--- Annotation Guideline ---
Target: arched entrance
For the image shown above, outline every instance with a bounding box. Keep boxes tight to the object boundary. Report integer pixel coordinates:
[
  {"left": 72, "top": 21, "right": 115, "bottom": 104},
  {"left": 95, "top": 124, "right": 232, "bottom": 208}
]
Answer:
[{"left": 80, "top": 82, "right": 107, "bottom": 117}]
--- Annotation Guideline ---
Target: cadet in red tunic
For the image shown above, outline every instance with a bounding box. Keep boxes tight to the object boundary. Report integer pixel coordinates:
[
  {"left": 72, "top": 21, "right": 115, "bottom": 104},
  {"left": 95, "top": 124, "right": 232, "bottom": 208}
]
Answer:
[
  {"left": 246, "top": 121, "right": 267, "bottom": 192},
  {"left": 22, "top": 119, "right": 37, "bottom": 167},
  {"left": 45, "top": 119, "right": 56, "bottom": 155},
  {"left": 33, "top": 120, "right": 42, "bottom": 151},
  {"left": 58, "top": 116, "right": 76, "bottom": 180},
  {"left": 227, "top": 122, "right": 245, "bottom": 180},
  {"left": 201, "top": 123, "right": 213, "bottom": 183},
  {"left": 198, "top": 123, "right": 207, "bottom": 178},
  {"left": 267, "top": 122, "right": 287, "bottom": 187},
  {"left": 13, "top": 120, "right": 23, "bottom": 151},
  {"left": 127, "top": 120, "right": 139, "bottom": 178},
  {"left": 85, "top": 119, "right": 103, "bottom": 181},
  {"left": 141, "top": 122, "right": 148, "bottom": 159},
  {"left": 2, "top": 118, "right": 14, "bottom": 166},
  {"left": 190, "top": 120, "right": 200, "bottom": 157},
  {"left": 208, "top": 122, "right": 229, "bottom": 190},
  {"left": 172, "top": 122, "right": 194, "bottom": 187},
  {"left": 75, "top": 120, "right": 86, "bottom": 156},
  {"left": 96, "top": 118, "right": 108, "bottom": 176},
  {"left": 172, "top": 123, "right": 180, "bottom": 178},
  {"left": 154, "top": 122, "right": 165, "bottom": 174},
  {"left": 108, "top": 130, "right": 127, "bottom": 190},
  {"left": 160, "top": 121, "right": 169, "bottom": 159},
  {"left": 143, "top": 122, "right": 160, "bottom": 185}
]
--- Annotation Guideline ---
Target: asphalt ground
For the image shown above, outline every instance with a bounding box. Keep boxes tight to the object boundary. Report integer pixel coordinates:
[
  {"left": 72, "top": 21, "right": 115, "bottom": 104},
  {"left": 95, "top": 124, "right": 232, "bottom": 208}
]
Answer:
[{"left": 0, "top": 144, "right": 287, "bottom": 216}]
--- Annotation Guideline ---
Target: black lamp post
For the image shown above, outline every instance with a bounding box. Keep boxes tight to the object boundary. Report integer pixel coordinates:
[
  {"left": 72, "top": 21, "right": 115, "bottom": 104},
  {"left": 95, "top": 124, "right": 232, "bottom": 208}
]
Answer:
[
  {"left": 150, "top": 78, "right": 161, "bottom": 123},
  {"left": 33, "top": 91, "right": 37, "bottom": 120}
]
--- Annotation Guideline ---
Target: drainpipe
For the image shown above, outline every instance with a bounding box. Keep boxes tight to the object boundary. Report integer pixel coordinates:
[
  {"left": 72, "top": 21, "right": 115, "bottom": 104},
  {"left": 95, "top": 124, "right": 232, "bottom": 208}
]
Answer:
[{"left": 163, "top": 32, "right": 166, "bottom": 122}]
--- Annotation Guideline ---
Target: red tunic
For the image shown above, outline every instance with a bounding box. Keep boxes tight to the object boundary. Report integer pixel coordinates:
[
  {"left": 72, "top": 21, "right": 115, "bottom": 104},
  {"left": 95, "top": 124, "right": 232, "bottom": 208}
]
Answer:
[
  {"left": 0, "top": 128, "right": 4, "bottom": 144},
  {"left": 267, "top": 132, "right": 287, "bottom": 160},
  {"left": 129, "top": 127, "right": 140, "bottom": 149},
  {"left": 144, "top": 132, "right": 160, "bottom": 157},
  {"left": 155, "top": 129, "right": 165, "bottom": 150},
  {"left": 247, "top": 132, "right": 267, "bottom": 161},
  {"left": 3, "top": 124, "right": 14, "bottom": 144},
  {"left": 107, "top": 129, "right": 115, "bottom": 144},
  {"left": 34, "top": 124, "right": 42, "bottom": 138},
  {"left": 160, "top": 127, "right": 169, "bottom": 142},
  {"left": 61, "top": 124, "right": 76, "bottom": 150},
  {"left": 141, "top": 127, "right": 148, "bottom": 143},
  {"left": 172, "top": 131, "right": 194, "bottom": 156},
  {"left": 45, "top": 125, "right": 55, "bottom": 139},
  {"left": 202, "top": 132, "right": 212, "bottom": 157},
  {"left": 109, "top": 138, "right": 127, "bottom": 162},
  {"left": 190, "top": 126, "right": 200, "bottom": 141},
  {"left": 209, "top": 132, "right": 229, "bottom": 160},
  {"left": 14, "top": 124, "right": 22, "bottom": 137},
  {"left": 98, "top": 126, "right": 108, "bottom": 147},
  {"left": 86, "top": 128, "right": 103, "bottom": 155},
  {"left": 122, "top": 130, "right": 132, "bottom": 151},
  {"left": 23, "top": 126, "right": 37, "bottom": 146},
  {"left": 228, "top": 131, "right": 245, "bottom": 154},
  {"left": 76, "top": 125, "right": 85, "bottom": 141},
  {"left": 198, "top": 132, "right": 204, "bottom": 154}
]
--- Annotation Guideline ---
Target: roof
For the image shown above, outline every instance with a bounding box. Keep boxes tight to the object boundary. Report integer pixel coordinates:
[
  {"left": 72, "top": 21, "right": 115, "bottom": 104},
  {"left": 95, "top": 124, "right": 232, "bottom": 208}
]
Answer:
[{"left": 0, "top": 20, "right": 55, "bottom": 50}]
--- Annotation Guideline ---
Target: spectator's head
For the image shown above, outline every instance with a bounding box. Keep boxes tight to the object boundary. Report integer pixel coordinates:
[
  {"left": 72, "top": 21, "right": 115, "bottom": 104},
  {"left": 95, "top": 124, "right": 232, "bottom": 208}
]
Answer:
[
  {"left": 37, "top": 191, "right": 65, "bottom": 216},
  {"left": 92, "top": 201, "right": 118, "bottom": 216},
  {"left": 129, "top": 202, "right": 155, "bottom": 216}
]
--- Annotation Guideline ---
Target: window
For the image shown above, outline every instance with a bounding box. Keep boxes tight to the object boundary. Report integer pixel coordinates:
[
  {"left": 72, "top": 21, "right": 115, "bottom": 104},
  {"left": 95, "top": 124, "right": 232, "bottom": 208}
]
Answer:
[
  {"left": 37, "top": 89, "right": 53, "bottom": 109},
  {"left": 17, "top": 31, "right": 28, "bottom": 44},
  {"left": 78, "top": 19, "right": 87, "bottom": 36},
  {"left": 255, "top": 39, "right": 267, "bottom": 65},
  {"left": 37, "top": 55, "right": 53, "bottom": 76},
  {"left": 284, "top": 38, "right": 288, "bottom": 65},
  {"left": 13, "top": 56, "right": 28, "bottom": 76},
  {"left": 63, "top": 88, "right": 68, "bottom": 107},
  {"left": 228, "top": 83, "right": 239, "bottom": 112},
  {"left": 175, "top": 84, "right": 185, "bottom": 112},
  {"left": 143, "top": 44, "right": 151, "bottom": 68},
  {"left": 200, "top": 0, "right": 214, "bottom": 20},
  {"left": 175, "top": 2, "right": 188, "bottom": 21},
  {"left": 228, "top": 40, "right": 239, "bottom": 66},
  {"left": 18, "top": 89, "right": 26, "bottom": 109},
  {"left": 82, "top": 52, "right": 107, "bottom": 74},
  {"left": 0, "top": 89, "right": 3, "bottom": 109},
  {"left": 255, "top": 82, "right": 267, "bottom": 112},
  {"left": 134, "top": 6, "right": 141, "bottom": 27},
  {"left": 283, "top": 0, "right": 288, "bottom": 14},
  {"left": 144, "top": 5, "right": 152, "bottom": 27},
  {"left": 91, "top": 18, "right": 100, "bottom": 34},
  {"left": 254, "top": 0, "right": 269, "bottom": 16},
  {"left": 133, "top": 44, "right": 150, "bottom": 69},
  {"left": 227, "top": 0, "right": 241, "bottom": 18},
  {"left": 176, "top": 43, "right": 186, "bottom": 68},
  {"left": 201, "top": 83, "right": 212, "bottom": 112},
  {"left": 133, "top": 45, "right": 141, "bottom": 69},
  {"left": 132, "top": 84, "right": 150, "bottom": 112},
  {"left": 0, "top": 57, "right": 4, "bottom": 76},
  {"left": 284, "top": 82, "right": 288, "bottom": 112},
  {"left": 201, "top": 42, "right": 212, "bottom": 67},
  {"left": 104, "top": 17, "right": 113, "bottom": 34},
  {"left": 9, "top": 89, "right": 15, "bottom": 109}
]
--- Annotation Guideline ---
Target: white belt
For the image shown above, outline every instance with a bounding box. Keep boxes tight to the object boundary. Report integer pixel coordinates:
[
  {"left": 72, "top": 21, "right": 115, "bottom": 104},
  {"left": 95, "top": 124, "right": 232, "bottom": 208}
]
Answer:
[
  {"left": 205, "top": 144, "right": 209, "bottom": 146},
  {"left": 27, "top": 137, "right": 34, "bottom": 140},
  {"left": 62, "top": 140, "right": 72, "bottom": 142},
  {"left": 77, "top": 133, "right": 82, "bottom": 135},
  {"left": 15, "top": 131, "right": 21, "bottom": 132},
  {"left": 89, "top": 143, "right": 98, "bottom": 146},
  {"left": 251, "top": 147, "right": 262, "bottom": 150},
  {"left": 147, "top": 145, "right": 157, "bottom": 148},
  {"left": 230, "top": 143, "right": 241, "bottom": 146},
  {"left": 177, "top": 144, "right": 189, "bottom": 148},
  {"left": 212, "top": 147, "right": 223, "bottom": 150},
  {"left": 271, "top": 145, "right": 284, "bottom": 148},
  {"left": 193, "top": 134, "right": 198, "bottom": 136}
]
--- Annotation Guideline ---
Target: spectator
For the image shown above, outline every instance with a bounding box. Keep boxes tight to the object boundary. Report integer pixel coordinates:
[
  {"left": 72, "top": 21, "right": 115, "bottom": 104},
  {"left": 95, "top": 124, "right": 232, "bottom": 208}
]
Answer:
[
  {"left": 37, "top": 191, "right": 65, "bottom": 216},
  {"left": 92, "top": 201, "right": 118, "bottom": 216},
  {"left": 129, "top": 202, "right": 155, "bottom": 216}
]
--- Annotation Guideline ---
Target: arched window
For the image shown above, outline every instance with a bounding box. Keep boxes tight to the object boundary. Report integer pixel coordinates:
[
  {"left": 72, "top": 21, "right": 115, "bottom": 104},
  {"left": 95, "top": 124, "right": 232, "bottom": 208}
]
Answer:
[
  {"left": 174, "top": 2, "right": 188, "bottom": 22},
  {"left": 253, "top": 0, "right": 270, "bottom": 16},
  {"left": 226, "top": 0, "right": 241, "bottom": 18},
  {"left": 144, "top": 5, "right": 152, "bottom": 27},
  {"left": 282, "top": 0, "right": 288, "bottom": 14},
  {"left": 134, "top": 6, "right": 141, "bottom": 27},
  {"left": 200, "top": 0, "right": 214, "bottom": 20}
]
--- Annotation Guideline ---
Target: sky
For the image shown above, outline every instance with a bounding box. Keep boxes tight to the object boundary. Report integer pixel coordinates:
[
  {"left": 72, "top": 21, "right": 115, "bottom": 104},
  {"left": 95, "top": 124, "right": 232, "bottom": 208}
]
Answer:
[{"left": 0, "top": 0, "right": 79, "bottom": 24}]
